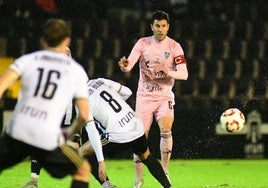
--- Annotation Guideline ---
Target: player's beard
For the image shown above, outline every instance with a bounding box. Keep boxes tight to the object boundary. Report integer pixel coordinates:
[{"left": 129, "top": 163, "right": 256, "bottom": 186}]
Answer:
[{"left": 156, "top": 34, "right": 166, "bottom": 41}]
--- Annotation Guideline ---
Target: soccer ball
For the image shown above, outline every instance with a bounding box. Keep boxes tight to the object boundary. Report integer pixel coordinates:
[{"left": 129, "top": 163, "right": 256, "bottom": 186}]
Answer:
[{"left": 220, "top": 108, "right": 245, "bottom": 133}]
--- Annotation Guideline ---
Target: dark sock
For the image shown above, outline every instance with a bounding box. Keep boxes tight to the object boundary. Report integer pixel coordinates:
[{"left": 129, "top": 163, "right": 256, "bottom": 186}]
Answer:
[
  {"left": 71, "top": 180, "right": 88, "bottom": 188},
  {"left": 142, "top": 154, "right": 171, "bottom": 188},
  {"left": 31, "top": 160, "right": 42, "bottom": 175}
]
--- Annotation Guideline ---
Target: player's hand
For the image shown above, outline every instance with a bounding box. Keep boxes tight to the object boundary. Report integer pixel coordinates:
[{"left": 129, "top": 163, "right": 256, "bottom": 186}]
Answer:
[
  {"left": 98, "top": 161, "right": 107, "bottom": 182},
  {"left": 118, "top": 56, "right": 128, "bottom": 68}
]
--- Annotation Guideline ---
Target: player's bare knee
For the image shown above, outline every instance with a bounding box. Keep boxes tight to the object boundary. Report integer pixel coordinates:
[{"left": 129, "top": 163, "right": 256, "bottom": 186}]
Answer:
[
  {"left": 139, "top": 148, "right": 150, "bottom": 160},
  {"left": 159, "top": 124, "right": 172, "bottom": 132}
]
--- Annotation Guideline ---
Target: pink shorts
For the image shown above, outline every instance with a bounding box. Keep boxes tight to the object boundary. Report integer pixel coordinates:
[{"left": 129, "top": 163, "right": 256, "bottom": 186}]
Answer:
[{"left": 135, "top": 95, "right": 174, "bottom": 131}]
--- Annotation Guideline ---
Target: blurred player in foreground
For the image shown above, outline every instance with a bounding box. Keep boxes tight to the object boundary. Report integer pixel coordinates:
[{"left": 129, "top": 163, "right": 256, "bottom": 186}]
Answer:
[
  {"left": 118, "top": 10, "right": 188, "bottom": 187},
  {"left": 0, "top": 19, "right": 91, "bottom": 188},
  {"left": 79, "top": 78, "right": 172, "bottom": 188},
  {"left": 23, "top": 47, "right": 109, "bottom": 188}
]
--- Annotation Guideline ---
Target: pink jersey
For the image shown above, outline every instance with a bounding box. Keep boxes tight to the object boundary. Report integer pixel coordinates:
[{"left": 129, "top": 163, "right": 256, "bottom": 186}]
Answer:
[{"left": 127, "top": 36, "right": 187, "bottom": 100}]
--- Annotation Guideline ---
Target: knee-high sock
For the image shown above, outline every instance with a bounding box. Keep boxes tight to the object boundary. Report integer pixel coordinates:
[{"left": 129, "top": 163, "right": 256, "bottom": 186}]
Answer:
[
  {"left": 30, "top": 160, "right": 42, "bottom": 180},
  {"left": 71, "top": 180, "right": 88, "bottom": 188},
  {"left": 160, "top": 131, "right": 173, "bottom": 172},
  {"left": 133, "top": 153, "right": 144, "bottom": 181},
  {"left": 142, "top": 154, "right": 171, "bottom": 188},
  {"left": 86, "top": 155, "right": 101, "bottom": 183}
]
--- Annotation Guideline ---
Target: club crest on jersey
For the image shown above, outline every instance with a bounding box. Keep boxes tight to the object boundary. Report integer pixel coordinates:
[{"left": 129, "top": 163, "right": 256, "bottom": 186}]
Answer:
[{"left": 164, "top": 52, "right": 170, "bottom": 59}]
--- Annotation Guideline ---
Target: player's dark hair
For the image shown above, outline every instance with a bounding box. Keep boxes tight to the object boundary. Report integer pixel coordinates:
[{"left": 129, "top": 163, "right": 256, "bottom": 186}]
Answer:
[
  {"left": 151, "top": 10, "right": 169, "bottom": 24},
  {"left": 42, "top": 19, "right": 71, "bottom": 47}
]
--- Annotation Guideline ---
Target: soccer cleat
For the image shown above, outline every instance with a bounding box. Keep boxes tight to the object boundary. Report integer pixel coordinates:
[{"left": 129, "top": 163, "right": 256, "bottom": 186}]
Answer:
[
  {"left": 21, "top": 180, "right": 38, "bottom": 188},
  {"left": 102, "top": 180, "right": 117, "bottom": 188},
  {"left": 133, "top": 179, "right": 144, "bottom": 188}
]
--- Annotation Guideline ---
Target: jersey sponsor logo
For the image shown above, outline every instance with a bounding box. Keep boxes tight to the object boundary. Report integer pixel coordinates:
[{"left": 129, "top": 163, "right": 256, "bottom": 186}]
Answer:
[
  {"left": 143, "top": 69, "right": 154, "bottom": 80},
  {"left": 164, "top": 52, "right": 170, "bottom": 59},
  {"left": 154, "top": 71, "right": 166, "bottom": 78},
  {"left": 146, "top": 83, "right": 162, "bottom": 92},
  {"left": 174, "top": 55, "right": 186, "bottom": 65},
  {"left": 143, "top": 68, "right": 166, "bottom": 80},
  {"left": 118, "top": 111, "right": 134, "bottom": 127},
  {"left": 20, "top": 105, "right": 48, "bottom": 120}
]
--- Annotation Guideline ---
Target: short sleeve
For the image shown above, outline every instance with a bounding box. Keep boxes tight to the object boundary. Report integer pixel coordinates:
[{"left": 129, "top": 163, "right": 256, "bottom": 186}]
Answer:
[{"left": 74, "top": 66, "right": 89, "bottom": 100}]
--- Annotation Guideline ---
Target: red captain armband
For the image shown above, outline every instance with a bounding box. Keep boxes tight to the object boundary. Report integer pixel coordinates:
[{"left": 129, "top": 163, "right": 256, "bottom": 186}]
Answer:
[{"left": 174, "top": 55, "right": 186, "bottom": 65}]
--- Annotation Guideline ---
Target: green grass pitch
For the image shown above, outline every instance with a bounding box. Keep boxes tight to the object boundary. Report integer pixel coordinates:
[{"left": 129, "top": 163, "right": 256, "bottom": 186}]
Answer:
[{"left": 1, "top": 159, "right": 268, "bottom": 188}]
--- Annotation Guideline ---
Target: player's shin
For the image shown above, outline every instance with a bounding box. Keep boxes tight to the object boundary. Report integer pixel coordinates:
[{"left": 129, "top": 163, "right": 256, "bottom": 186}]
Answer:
[
  {"left": 71, "top": 160, "right": 90, "bottom": 188},
  {"left": 133, "top": 153, "right": 144, "bottom": 182},
  {"left": 160, "top": 131, "right": 173, "bottom": 172}
]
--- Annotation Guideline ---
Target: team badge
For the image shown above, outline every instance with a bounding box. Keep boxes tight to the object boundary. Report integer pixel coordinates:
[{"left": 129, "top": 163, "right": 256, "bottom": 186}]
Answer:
[{"left": 164, "top": 52, "right": 170, "bottom": 59}]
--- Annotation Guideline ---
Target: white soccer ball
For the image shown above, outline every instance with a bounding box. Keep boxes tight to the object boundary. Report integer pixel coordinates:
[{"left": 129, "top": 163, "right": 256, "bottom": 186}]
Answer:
[{"left": 220, "top": 108, "right": 245, "bottom": 133}]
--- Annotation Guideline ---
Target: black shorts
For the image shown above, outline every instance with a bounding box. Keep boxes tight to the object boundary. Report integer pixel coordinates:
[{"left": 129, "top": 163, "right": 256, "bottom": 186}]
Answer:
[
  {"left": 0, "top": 134, "right": 84, "bottom": 178},
  {"left": 81, "top": 126, "right": 148, "bottom": 157}
]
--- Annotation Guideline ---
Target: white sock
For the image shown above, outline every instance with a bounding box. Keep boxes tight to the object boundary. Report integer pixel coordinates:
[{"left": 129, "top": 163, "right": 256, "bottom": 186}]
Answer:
[
  {"left": 160, "top": 131, "right": 173, "bottom": 172},
  {"left": 133, "top": 153, "right": 144, "bottom": 182}
]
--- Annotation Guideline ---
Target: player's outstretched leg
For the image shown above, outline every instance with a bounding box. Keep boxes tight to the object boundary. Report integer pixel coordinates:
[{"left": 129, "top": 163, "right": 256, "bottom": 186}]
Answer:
[{"left": 141, "top": 154, "right": 171, "bottom": 188}]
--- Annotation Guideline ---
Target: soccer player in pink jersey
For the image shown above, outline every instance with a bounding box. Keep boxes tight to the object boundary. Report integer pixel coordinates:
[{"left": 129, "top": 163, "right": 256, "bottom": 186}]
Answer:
[{"left": 118, "top": 10, "right": 188, "bottom": 187}]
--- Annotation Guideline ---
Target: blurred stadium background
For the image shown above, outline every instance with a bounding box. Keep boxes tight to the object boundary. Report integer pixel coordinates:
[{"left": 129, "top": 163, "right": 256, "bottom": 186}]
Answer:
[{"left": 1, "top": 0, "right": 268, "bottom": 159}]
